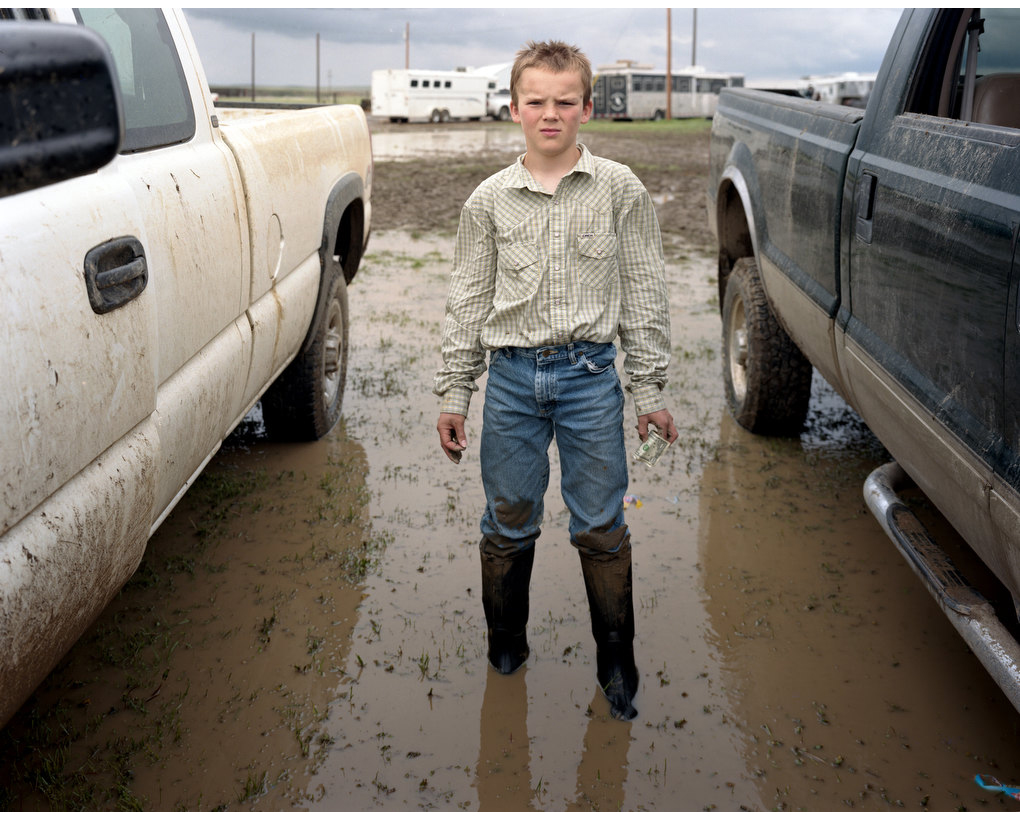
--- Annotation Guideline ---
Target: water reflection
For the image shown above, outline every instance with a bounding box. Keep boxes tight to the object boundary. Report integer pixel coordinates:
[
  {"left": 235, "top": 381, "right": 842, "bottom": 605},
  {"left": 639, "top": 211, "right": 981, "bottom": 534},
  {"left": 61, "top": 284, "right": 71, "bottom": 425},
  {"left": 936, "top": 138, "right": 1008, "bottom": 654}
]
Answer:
[
  {"left": 370, "top": 126, "right": 524, "bottom": 161},
  {"left": 474, "top": 668, "right": 632, "bottom": 811},
  {"left": 475, "top": 668, "right": 532, "bottom": 810},
  {"left": 569, "top": 695, "right": 631, "bottom": 810},
  {"left": 699, "top": 409, "right": 1020, "bottom": 810},
  {"left": 0, "top": 424, "right": 373, "bottom": 810}
]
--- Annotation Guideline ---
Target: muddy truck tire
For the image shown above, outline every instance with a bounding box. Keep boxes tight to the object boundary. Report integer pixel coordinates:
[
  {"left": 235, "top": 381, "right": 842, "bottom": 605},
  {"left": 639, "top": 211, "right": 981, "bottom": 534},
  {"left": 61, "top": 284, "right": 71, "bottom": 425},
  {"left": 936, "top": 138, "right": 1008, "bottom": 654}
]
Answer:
[
  {"left": 722, "top": 256, "right": 812, "bottom": 435},
  {"left": 263, "top": 269, "right": 350, "bottom": 441}
]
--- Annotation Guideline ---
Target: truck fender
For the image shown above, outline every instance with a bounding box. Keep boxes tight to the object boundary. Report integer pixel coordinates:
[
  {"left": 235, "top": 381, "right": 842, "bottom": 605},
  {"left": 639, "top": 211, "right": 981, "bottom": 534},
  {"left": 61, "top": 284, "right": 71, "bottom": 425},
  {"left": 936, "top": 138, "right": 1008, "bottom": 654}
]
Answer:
[
  {"left": 715, "top": 143, "right": 765, "bottom": 311},
  {"left": 300, "top": 172, "right": 365, "bottom": 357}
]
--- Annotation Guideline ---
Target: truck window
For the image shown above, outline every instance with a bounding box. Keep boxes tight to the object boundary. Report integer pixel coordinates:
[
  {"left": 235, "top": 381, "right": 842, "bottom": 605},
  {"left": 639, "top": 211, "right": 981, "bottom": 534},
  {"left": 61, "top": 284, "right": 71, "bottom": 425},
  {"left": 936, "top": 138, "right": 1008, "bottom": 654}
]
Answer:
[
  {"left": 909, "top": 7, "right": 1020, "bottom": 128},
  {"left": 77, "top": 8, "right": 194, "bottom": 152}
]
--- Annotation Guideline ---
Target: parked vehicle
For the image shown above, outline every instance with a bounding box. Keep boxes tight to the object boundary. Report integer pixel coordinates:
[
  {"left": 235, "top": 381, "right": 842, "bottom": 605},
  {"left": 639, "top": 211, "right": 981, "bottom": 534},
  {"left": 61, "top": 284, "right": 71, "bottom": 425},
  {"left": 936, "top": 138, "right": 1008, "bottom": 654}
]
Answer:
[
  {"left": 371, "top": 68, "right": 489, "bottom": 123},
  {"left": 804, "top": 71, "right": 877, "bottom": 107},
  {"left": 486, "top": 89, "right": 512, "bottom": 121},
  {"left": 593, "top": 61, "right": 743, "bottom": 120},
  {"left": 708, "top": 7, "right": 1020, "bottom": 711},
  {"left": 0, "top": 7, "right": 372, "bottom": 726}
]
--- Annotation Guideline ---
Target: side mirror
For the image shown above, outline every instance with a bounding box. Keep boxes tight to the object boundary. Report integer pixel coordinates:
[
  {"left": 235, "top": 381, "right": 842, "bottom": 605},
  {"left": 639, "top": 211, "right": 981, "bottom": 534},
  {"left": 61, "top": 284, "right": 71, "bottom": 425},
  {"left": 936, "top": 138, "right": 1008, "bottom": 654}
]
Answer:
[{"left": 0, "top": 22, "right": 123, "bottom": 197}]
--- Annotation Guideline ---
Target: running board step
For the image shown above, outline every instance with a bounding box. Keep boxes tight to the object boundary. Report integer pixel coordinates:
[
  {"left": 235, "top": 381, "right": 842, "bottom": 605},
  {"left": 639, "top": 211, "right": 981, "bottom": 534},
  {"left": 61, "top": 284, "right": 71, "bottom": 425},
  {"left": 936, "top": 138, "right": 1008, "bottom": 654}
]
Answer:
[{"left": 864, "top": 461, "right": 1020, "bottom": 714}]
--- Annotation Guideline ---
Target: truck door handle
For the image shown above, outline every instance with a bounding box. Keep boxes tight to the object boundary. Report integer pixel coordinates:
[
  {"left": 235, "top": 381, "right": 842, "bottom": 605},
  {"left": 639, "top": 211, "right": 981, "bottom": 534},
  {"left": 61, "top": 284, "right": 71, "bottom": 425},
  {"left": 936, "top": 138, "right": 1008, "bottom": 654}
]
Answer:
[
  {"left": 83, "top": 236, "right": 148, "bottom": 314},
  {"left": 855, "top": 172, "right": 877, "bottom": 244}
]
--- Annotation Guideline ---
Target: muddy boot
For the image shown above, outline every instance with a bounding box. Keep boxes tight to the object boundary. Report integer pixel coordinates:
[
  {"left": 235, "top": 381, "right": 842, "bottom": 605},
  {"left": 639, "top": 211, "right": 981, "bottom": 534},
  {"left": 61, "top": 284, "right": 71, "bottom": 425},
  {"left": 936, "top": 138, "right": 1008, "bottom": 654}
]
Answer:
[
  {"left": 579, "top": 542, "right": 639, "bottom": 721},
  {"left": 480, "top": 543, "right": 535, "bottom": 674}
]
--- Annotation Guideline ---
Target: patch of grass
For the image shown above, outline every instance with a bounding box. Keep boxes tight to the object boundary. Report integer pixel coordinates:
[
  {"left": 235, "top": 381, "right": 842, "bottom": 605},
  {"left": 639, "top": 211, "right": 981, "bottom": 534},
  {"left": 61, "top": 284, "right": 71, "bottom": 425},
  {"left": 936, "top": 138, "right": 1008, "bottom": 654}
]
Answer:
[
  {"left": 237, "top": 769, "right": 269, "bottom": 803},
  {"left": 580, "top": 118, "right": 713, "bottom": 137}
]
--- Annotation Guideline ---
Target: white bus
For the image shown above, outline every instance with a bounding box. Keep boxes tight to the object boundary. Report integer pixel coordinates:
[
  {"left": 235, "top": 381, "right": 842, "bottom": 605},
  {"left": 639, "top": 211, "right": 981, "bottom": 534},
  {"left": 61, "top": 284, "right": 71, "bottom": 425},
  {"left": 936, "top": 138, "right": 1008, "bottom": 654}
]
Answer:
[
  {"left": 592, "top": 62, "right": 744, "bottom": 120},
  {"left": 371, "top": 68, "right": 491, "bottom": 123}
]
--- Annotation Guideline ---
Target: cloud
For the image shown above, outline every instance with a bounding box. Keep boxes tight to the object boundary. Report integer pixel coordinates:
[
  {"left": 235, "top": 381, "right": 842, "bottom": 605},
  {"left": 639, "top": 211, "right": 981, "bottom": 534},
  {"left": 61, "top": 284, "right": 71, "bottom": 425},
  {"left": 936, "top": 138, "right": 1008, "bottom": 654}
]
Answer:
[{"left": 183, "top": 7, "right": 903, "bottom": 89}]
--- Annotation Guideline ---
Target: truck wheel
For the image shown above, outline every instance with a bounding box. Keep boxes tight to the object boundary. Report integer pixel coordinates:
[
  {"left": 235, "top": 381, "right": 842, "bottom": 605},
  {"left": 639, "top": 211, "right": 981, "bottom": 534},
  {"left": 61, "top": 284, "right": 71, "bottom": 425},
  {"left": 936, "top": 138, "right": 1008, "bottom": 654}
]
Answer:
[
  {"left": 722, "top": 256, "right": 812, "bottom": 435},
  {"left": 498, "top": 106, "right": 510, "bottom": 121},
  {"left": 262, "top": 269, "right": 349, "bottom": 441}
]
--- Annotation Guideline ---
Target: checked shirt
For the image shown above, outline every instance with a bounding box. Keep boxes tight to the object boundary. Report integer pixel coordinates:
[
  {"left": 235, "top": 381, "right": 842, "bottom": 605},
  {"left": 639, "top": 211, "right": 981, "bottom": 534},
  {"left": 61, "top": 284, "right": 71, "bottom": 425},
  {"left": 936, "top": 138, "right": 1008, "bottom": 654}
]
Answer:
[{"left": 434, "top": 143, "right": 671, "bottom": 418}]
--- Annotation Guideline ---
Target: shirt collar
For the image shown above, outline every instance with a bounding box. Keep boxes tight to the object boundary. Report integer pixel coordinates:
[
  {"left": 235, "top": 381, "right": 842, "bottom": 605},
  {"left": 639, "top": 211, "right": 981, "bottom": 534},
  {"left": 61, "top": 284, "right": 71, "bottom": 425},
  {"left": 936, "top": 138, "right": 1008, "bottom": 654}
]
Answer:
[{"left": 505, "top": 143, "right": 595, "bottom": 191}]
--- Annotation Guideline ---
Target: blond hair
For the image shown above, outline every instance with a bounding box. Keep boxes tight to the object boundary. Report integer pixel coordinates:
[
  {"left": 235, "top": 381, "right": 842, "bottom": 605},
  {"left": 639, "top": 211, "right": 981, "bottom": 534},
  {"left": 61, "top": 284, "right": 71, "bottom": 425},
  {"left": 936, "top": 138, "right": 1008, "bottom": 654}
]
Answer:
[{"left": 510, "top": 40, "right": 592, "bottom": 106}]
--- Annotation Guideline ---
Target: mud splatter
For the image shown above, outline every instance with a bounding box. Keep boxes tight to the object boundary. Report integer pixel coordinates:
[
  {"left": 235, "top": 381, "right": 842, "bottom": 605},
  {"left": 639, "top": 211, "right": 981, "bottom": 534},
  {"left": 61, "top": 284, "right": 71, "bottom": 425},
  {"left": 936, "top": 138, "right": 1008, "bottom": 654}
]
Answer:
[{"left": 2, "top": 124, "right": 1019, "bottom": 811}]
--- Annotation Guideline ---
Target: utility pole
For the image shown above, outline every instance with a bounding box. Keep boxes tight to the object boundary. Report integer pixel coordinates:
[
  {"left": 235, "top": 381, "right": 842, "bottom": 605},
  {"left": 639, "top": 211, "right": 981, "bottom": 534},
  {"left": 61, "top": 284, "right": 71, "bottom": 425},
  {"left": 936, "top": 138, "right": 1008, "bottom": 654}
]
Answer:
[
  {"left": 316, "top": 33, "right": 321, "bottom": 103},
  {"left": 692, "top": 8, "right": 697, "bottom": 68},
  {"left": 404, "top": 22, "right": 409, "bottom": 69},
  {"left": 250, "top": 32, "right": 255, "bottom": 102},
  {"left": 666, "top": 8, "right": 672, "bottom": 120}
]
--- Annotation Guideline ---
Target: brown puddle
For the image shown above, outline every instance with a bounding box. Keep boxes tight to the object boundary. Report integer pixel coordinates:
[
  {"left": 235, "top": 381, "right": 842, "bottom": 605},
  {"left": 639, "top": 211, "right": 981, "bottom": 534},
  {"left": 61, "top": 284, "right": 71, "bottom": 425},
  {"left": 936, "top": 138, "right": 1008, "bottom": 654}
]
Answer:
[{"left": 1, "top": 231, "right": 1019, "bottom": 811}]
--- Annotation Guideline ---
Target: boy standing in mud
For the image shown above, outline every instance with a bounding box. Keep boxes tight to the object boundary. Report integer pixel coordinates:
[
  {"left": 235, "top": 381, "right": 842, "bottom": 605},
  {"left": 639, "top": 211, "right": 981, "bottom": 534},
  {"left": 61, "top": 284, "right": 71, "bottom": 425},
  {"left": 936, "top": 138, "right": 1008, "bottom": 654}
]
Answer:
[{"left": 434, "top": 40, "right": 678, "bottom": 721}]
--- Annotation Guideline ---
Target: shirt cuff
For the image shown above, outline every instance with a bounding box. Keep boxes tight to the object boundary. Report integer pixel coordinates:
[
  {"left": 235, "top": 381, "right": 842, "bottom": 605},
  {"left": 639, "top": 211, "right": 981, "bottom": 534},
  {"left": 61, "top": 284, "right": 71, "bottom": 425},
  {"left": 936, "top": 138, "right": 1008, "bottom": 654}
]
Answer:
[
  {"left": 630, "top": 383, "right": 666, "bottom": 417},
  {"left": 440, "top": 385, "right": 473, "bottom": 417}
]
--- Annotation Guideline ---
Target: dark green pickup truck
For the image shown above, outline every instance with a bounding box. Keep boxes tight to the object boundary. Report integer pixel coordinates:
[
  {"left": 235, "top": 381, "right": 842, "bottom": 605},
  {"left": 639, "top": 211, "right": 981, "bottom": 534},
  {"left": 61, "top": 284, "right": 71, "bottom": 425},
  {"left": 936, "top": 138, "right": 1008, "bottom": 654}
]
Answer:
[{"left": 708, "top": 7, "right": 1020, "bottom": 710}]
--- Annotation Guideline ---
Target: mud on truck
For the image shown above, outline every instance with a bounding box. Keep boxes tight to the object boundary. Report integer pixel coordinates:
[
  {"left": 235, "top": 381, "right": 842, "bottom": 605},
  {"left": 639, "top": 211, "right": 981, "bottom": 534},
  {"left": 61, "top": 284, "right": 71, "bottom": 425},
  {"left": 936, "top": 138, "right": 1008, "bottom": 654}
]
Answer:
[
  {"left": 0, "top": 8, "right": 372, "bottom": 725},
  {"left": 709, "top": 8, "right": 1020, "bottom": 711}
]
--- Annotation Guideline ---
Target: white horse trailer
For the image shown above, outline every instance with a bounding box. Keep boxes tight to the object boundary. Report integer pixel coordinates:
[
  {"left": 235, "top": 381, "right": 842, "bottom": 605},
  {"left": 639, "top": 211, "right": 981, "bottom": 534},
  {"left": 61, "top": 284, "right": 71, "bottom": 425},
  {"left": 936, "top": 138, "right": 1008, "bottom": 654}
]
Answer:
[
  {"left": 805, "top": 72, "right": 877, "bottom": 108},
  {"left": 371, "top": 68, "right": 490, "bottom": 123},
  {"left": 592, "top": 62, "right": 744, "bottom": 120}
]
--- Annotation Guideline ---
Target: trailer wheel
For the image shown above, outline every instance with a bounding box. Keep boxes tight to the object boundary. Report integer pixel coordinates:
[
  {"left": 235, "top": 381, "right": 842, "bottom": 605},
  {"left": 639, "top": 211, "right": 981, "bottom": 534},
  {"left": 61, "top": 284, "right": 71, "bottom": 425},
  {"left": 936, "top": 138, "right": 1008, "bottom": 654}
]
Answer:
[
  {"left": 722, "top": 257, "right": 812, "bottom": 435},
  {"left": 441, "top": 109, "right": 451, "bottom": 122},
  {"left": 653, "top": 109, "right": 665, "bottom": 121},
  {"left": 430, "top": 109, "right": 442, "bottom": 123}
]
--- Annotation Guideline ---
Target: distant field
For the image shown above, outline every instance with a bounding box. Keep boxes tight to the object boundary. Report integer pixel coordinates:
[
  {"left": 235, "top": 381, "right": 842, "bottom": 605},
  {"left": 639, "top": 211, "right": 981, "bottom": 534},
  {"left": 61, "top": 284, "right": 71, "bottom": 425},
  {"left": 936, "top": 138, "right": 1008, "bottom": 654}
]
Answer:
[
  {"left": 211, "top": 85, "right": 368, "bottom": 107},
  {"left": 580, "top": 118, "right": 713, "bottom": 136}
]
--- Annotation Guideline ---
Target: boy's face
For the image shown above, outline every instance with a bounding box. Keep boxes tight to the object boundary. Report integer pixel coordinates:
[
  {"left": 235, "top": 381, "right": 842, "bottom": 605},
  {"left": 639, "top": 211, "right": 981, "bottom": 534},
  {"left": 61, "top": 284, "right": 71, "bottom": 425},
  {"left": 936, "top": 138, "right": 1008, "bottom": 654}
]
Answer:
[{"left": 510, "top": 67, "right": 592, "bottom": 162}]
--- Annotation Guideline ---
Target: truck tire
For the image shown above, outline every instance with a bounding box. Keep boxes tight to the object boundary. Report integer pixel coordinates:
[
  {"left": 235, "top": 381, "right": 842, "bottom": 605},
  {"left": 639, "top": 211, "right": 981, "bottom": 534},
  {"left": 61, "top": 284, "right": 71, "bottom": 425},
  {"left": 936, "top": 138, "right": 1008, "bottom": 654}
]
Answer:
[
  {"left": 262, "top": 268, "right": 349, "bottom": 441},
  {"left": 498, "top": 106, "right": 510, "bottom": 121},
  {"left": 722, "top": 256, "right": 812, "bottom": 435}
]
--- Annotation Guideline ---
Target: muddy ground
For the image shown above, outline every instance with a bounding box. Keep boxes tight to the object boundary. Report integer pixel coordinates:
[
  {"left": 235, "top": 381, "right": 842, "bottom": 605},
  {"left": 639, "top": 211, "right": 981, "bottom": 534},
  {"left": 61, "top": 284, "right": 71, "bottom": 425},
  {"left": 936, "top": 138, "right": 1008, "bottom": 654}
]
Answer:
[{"left": 2, "top": 120, "right": 1020, "bottom": 811}]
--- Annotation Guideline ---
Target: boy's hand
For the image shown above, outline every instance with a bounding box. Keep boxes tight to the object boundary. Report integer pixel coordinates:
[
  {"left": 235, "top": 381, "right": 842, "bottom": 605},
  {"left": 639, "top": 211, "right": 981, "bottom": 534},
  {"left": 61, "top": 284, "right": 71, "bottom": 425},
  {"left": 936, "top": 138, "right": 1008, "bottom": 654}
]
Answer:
[
  {"left": 637, "top": 409, "right": 679, "bottom": 444},
  {"left": 438, "top": 412, "right": 468, "bottom": 463}
]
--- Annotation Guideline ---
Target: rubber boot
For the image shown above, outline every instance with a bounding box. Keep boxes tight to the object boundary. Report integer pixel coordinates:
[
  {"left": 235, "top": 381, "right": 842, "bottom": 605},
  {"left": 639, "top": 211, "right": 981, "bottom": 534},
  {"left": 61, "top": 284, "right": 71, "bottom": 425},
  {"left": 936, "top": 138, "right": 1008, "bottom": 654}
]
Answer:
[
  {"left": 480, "top": 542, "right": 535, "bottom": 674},
  {"left": 579, "top": 541, "right": 639, "bottom": 720}
]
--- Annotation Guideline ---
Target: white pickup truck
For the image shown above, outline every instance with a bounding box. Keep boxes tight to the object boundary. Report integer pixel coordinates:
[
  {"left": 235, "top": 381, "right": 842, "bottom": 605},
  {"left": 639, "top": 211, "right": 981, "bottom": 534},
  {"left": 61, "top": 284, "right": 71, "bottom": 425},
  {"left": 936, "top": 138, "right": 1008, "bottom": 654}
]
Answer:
[{"left": 0, "top": 8, "right": 372, "bottom": 725}]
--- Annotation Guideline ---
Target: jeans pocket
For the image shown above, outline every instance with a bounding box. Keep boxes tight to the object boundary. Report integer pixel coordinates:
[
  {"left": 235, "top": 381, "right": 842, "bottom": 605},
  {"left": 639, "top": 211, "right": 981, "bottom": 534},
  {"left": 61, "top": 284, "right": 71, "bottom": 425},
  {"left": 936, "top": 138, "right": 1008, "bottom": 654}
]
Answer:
[{"left": 578, "top": 346, "right": 616, "bottom": 374}]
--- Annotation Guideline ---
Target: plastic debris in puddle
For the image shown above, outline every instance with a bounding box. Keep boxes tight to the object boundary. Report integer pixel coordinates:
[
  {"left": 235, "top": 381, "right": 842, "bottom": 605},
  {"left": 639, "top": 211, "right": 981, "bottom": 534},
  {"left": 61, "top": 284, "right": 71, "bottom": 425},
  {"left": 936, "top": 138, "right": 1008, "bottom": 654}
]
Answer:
[
  {"left": 623, "top": 494, "right": 642, "bottom": 510},
  {"left": 975, "top": 774, "right": 1020, "bottom": 800}
]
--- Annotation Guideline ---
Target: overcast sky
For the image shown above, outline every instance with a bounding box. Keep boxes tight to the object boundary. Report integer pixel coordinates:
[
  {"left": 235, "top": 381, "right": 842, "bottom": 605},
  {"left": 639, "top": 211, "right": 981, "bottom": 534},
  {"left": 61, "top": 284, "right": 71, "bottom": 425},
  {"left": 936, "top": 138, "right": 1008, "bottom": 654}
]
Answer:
[{"left": 182, "top": 6, "right": 905, "bottom": 91}]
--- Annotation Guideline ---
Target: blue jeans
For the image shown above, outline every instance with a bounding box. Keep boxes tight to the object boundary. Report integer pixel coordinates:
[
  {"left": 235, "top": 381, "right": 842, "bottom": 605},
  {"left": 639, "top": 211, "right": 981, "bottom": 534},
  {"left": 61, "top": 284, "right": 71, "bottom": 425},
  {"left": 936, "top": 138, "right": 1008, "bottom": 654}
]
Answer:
[{"left": 479, "top": 342, "right": 630, "bottom": 560}]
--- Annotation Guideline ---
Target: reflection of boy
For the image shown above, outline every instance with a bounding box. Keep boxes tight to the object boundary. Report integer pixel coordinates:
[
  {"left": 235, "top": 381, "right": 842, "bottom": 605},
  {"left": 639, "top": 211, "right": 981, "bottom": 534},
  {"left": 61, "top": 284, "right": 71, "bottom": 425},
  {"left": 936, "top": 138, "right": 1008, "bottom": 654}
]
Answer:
[{"left": 434, "top": 40, "right": 678, "bottom": 720}]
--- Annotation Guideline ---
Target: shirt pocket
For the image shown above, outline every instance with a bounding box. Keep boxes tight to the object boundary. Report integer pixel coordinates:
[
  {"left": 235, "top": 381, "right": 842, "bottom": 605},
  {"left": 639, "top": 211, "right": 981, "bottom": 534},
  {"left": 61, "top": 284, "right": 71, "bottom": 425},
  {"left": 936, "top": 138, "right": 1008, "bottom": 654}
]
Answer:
[
  {"left": 576, "top": 233, "right": 618, "bottom": 290},
  {"left": 496, "top": 241, "right": 542, "bottom": 302}
]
